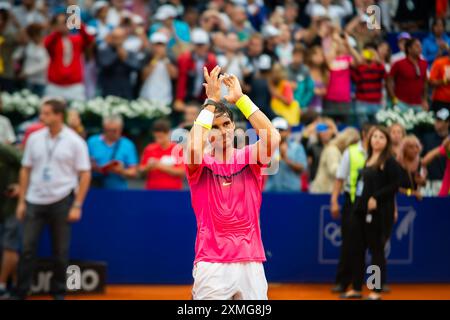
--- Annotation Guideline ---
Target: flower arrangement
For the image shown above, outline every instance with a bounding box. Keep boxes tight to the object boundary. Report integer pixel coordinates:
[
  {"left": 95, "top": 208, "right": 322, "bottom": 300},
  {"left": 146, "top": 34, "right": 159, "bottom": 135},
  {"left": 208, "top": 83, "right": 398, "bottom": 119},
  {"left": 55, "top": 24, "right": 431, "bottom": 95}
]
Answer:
[
  {"left": 1, "top": 89, "right": 172, "bottom": 120},
  {"left": 0, "top": 89, "right": 41, "bottom": 117},
  {"left": 375, "top": 106, "right": 435, "bottom": 131},
  {"left": 71, "top": 96, "right": 171, "bottom": 119}
]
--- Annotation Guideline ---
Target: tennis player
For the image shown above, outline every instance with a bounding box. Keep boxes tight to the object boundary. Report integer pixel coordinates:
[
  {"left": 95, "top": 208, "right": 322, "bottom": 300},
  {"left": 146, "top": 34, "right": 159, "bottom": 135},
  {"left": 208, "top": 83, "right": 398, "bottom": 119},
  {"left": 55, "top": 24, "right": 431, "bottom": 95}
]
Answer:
[{"left": 185, "top": 66, "right": 280, "bottom": 300}]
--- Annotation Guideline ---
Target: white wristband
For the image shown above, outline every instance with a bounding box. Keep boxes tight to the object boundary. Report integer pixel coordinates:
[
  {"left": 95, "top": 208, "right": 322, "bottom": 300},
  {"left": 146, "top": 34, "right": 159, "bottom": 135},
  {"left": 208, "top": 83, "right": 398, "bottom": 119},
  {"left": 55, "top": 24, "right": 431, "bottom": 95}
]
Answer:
[{"left": 194, "top": 109, "right": 214, "bottom": 130}]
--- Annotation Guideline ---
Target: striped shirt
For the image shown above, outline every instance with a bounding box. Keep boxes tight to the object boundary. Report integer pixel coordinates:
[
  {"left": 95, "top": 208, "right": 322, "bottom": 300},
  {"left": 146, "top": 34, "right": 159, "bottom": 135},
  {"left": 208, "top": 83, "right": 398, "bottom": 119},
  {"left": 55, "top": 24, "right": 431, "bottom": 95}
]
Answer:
[{"left": 351, "top": 63, "right": 387, "bottom": 103}]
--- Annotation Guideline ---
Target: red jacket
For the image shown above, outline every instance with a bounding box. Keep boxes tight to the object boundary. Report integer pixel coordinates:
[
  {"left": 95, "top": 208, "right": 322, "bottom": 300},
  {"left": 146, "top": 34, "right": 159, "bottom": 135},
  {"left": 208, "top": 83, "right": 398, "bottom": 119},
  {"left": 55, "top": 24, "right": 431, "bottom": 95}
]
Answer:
[
  {"left": 176, "top": 51, "right": 217, "bottom": 102},
  {"left": 44, "top": 25, "right": 94, "bottom": 86}
]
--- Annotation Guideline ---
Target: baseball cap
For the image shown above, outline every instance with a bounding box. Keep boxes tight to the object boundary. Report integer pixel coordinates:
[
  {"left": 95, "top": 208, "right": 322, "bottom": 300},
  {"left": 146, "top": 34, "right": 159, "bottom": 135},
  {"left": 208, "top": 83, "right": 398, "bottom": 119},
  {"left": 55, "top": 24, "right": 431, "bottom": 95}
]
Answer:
[
  {"left": 272, "top": 117, "right": 289, "bottom": 131},
  {"left": 258, "top": 54, "right": 272, "bottom": 71},
  {"left": 436, "top": 108, "right": 450, "bottom": 121},
  {"left": 397, "top": 32, "right": 411, "bottom": 41},
  {"left": 191, "top": 28, "right": 210, "bottom": 45},
  {"left": 91, "top": 1, "right": 108, "bottom": 17},
  {"left": 316, "top": 123, "right": 329, "bottom": 133},
  {"left": 262, "top": 24, "right": 280, "bottom": 39},
  {"left": 150, "top": 32, "right": 168, "bottom": 44},
  {"left": 154, "top": 4, "right": 178, "bottom": 21}
]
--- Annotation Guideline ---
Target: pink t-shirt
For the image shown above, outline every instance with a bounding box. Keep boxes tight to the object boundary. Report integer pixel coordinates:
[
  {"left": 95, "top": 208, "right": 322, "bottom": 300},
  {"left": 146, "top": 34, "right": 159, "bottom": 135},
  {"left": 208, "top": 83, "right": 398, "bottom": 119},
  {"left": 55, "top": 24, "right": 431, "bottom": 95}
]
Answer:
[
  {"left": 186, "top": 145, "right": 266, "bottom": 264},
  {"left": 325, "top": 55, "right": 352, "bottom": 102}
]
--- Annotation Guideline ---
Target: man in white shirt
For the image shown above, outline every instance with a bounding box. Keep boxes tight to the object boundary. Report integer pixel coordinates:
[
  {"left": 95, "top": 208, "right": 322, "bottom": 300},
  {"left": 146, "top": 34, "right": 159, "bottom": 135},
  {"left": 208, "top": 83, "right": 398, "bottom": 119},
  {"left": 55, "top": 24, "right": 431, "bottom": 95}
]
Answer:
[
  {"left": 14, "top": 98, "right": 91, "bottom": 300},
  {"left": 139, "top": 32, "right": 178, "bottom": 105},
  {"left": 12, "top": 0, "right": 47, "bottom": 28},
  {"left": 217, "top": 32, "right": 251, "bottom": 96},
  {"left": 307, "top": 0, "right": 353, "bottom": 27},
  {"left": 0, "top": 114, "right": 16, "bottom": 144}
]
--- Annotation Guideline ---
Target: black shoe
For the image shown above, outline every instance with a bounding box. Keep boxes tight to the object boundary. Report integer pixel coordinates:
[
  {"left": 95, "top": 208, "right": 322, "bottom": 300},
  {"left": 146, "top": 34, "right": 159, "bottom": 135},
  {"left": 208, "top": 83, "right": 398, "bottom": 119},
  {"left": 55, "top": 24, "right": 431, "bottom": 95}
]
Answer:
[
  {"left": 339, "top": 291, "right": 362, "bottom": 299},
  {"left": 331, "top": 284, "right": 346, "bottom": 293}
]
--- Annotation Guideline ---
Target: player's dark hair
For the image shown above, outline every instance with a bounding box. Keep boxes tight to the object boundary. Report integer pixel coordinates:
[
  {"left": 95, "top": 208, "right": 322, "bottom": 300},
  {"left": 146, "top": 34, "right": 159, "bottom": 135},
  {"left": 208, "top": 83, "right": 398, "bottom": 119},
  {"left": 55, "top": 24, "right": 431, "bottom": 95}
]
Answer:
[{"left": 214, "top": 101, "right": 234, "bottom": 122}]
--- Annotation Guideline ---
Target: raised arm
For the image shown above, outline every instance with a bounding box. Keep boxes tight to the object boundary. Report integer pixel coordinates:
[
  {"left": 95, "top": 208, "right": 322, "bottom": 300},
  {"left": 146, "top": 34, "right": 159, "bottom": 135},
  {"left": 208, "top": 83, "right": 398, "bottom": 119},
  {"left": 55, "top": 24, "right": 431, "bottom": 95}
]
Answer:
[
  {"left": 344, "top": 34, "right": 362, "bottom": 66},
  {"left": 186, "top": 66, "right": 222, "bottom": 174},
  {"left": 423, "top": 138, "right": 449, "bottom": 166},
  {"left": 221, "top": 74, "right": 280, "bottom": 164},
  {"left": 422, "top": 147, "right": 441, "bottom": 166},
  {"left": 79, "top": 23, "right": 95, "bottom": 48}
]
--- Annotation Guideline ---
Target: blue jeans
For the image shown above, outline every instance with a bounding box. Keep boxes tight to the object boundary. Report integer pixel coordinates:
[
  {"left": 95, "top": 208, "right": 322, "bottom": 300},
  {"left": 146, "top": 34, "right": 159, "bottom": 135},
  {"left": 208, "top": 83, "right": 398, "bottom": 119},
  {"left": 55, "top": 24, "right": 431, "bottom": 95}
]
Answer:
[
  {"left": 397, "top": 101, "right": 423, "bottom": 113},
  {"left": 26, "top": 82, "right": 46, "bottom": 97},
  {"left": 355, "top": 101, "right": 381, "bottom": 126}
]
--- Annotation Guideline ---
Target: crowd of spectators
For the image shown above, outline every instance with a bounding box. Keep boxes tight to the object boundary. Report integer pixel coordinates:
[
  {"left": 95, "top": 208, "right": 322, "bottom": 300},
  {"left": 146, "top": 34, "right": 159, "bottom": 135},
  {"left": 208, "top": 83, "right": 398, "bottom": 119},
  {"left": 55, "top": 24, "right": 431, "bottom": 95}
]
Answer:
[
  {"left": 0, "top": 0, "right": 449, "bottom": 196},
  {"left": 0, "top": 0, "right": 449, "bottom": 194}
]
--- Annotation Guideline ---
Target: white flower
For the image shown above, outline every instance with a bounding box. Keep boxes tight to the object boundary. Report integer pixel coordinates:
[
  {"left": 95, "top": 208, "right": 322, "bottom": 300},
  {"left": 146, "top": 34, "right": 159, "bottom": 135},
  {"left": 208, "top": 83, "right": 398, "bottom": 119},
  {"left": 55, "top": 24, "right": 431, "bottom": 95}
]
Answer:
[{"left": 2, "top": 91, "right": 171, "bottom": 120}]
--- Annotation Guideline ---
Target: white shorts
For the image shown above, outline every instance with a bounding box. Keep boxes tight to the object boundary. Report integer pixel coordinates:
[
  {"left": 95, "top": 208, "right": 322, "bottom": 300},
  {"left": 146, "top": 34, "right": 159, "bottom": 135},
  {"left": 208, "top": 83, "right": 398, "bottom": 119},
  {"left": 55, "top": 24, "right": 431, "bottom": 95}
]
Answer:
[
  {"left": 45, "top": 83, "right": 86, "bottom": 101},
  {"left": 192, "top": 261, "right": 268, "bottom": 300}
]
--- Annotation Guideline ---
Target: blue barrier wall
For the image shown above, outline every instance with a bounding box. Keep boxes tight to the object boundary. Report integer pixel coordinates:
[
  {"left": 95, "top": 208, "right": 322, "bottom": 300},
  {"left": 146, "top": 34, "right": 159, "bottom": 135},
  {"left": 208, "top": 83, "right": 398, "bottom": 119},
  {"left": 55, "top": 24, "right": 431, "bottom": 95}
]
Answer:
[{"left": 39, "top": 190, "right": 450, "bottom": 284}]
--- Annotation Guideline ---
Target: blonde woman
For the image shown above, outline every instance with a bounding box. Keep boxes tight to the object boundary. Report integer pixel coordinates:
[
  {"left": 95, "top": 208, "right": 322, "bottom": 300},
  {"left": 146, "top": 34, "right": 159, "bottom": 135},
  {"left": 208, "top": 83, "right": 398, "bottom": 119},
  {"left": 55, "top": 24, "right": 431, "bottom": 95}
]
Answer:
[
  {"left": 388, "top": 123, "right": 406, "bottom": 158},
  {"left": 310, "top": 127, "right": 360, "bottom": 193},
  {"left": 396, "top": 135, "right": 427, "bottom": 200}
]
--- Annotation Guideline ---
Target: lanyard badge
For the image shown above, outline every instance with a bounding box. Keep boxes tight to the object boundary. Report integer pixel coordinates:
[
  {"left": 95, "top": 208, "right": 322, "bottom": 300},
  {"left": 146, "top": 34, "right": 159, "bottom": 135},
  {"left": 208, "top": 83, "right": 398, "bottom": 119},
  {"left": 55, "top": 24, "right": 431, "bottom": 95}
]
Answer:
[
  {"left": 42, "top": 133, "right": 62, "bottom": 183},
  {"left": 42, "top": 166, "right": 52, "bottom": 182}
]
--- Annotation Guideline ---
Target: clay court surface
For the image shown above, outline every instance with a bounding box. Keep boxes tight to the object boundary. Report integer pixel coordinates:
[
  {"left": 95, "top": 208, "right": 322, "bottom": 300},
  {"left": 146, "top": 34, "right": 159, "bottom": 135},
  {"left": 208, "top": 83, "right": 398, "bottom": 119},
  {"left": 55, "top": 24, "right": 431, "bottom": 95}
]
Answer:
[{"left": 30, "top": 284, "right": 450, "bottom": 300}]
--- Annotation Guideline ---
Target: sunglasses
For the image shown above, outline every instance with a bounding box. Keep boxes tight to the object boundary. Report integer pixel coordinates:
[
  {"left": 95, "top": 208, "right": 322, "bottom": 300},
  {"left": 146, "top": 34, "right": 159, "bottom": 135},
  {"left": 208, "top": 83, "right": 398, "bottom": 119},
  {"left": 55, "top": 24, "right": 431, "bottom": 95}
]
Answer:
[{"left": 414, "top": 64, "right": 421, "bottom": 77}]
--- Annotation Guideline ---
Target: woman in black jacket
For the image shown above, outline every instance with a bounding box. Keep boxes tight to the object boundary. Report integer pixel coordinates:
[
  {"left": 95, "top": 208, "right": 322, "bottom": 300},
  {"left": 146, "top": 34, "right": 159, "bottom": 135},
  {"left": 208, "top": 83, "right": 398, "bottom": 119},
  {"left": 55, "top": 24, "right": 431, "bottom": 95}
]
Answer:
[{"left": 342, "top": 126, "right": 400, "bottom": 300}]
